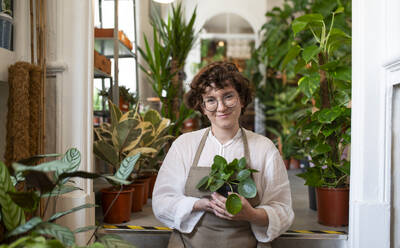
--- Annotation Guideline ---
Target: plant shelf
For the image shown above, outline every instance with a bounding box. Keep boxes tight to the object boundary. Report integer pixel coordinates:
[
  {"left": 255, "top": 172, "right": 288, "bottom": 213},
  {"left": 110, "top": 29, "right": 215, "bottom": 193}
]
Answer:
[{"left": 95, "top": 38, "right": 136, "bottom": 59}]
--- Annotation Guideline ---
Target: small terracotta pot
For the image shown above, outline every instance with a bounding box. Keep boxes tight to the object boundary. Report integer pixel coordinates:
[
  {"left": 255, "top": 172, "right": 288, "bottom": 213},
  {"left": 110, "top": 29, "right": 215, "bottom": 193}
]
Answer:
[
  {"left": 127, "top": 183, "right": 145, "bottom": 212},
  {"left": 140, "top": 172, "right": 158, "bottom": 198},
  {"left": 101, "top": 186, "right": 134, "bottom": 224},
  {"left": 316, "top": 187, "right": 349, "bottom": 227},
  {"left": 135, "top": 177, "right": 151, "bottom": 205},
  {"left": 290, "top": 158, "right": 300, "bottom": 169}
]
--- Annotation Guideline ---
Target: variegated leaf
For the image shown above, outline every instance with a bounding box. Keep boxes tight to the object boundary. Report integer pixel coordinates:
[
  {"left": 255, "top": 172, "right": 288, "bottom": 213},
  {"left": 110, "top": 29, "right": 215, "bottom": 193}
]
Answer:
[
  {"left": 127, "top": 147, "right": 157, "bottom": 158},
  {"left": 93, "top": 140, "right": 119, "bottom": 167},
  {"left": 112, "top": 119, "right": 141, "bottom": 150},
  {"left": 114, "top": 153, "right": 141, "bottom": 181},
  {"left": 0, "top": 163, "right": 28, "bottom": 231},
  {"left": 109, "top": 100, "right": 122, "bottom": 130},
  {"left": 143, "top": 109, "right": 162, "bottom": 129},
  {"left": 48, "top": 203, "right": 96, "bottom": 222},
  {"left": 35, "top": 222, "right": 75, "bottom": 247},
  {"left": 55, "top": 148, "right": 81, "bottom": 183},
  {"left": 156, "top": 118, "right": 171, "bottom": 137},
  {"left": 151, "top": 135, "right": 174, "bottom": 149},
  {"left": 6, "top": 216, "right": 42, "bottom": 237}
]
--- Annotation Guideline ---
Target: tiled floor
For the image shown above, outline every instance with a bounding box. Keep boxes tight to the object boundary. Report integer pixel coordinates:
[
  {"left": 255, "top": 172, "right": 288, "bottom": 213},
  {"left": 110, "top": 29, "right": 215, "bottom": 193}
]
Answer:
[{"left": 95, "top": 169, "right": 348, "bottom": 232}]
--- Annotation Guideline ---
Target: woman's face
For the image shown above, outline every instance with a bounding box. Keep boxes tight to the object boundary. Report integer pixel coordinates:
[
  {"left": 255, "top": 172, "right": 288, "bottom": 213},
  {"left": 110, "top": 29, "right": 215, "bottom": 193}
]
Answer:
[{"left": 201, "top": 84, "right": 243, "bottom": 131}]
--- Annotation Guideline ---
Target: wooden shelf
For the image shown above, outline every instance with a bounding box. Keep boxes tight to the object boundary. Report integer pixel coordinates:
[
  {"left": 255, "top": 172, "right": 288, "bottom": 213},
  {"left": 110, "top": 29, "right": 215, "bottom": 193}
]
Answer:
[{"left": 94, "top": 38, "right": 136, "bottom": 59}]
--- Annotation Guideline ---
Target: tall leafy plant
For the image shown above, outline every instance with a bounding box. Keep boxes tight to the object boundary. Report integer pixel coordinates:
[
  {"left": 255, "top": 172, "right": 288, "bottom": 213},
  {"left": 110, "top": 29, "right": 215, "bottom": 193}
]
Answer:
[
  {"left": 138, "top": 3, "right": 197, "bottom": 136},
  {"left": 283, "top": 6, "right": 351, "bottom": 188}
]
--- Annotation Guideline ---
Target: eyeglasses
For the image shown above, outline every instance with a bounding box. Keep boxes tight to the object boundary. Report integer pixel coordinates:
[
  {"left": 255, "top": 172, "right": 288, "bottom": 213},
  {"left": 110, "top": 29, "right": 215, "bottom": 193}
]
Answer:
[{"left": 202, "top": 93, "right": 239, "bottom": 112}]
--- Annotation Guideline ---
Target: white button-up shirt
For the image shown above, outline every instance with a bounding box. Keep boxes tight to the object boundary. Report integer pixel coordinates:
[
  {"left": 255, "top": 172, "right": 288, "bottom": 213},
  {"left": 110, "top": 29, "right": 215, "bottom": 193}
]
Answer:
[{"left": 152, "top": 128, "right": 294, "bottom": 242}]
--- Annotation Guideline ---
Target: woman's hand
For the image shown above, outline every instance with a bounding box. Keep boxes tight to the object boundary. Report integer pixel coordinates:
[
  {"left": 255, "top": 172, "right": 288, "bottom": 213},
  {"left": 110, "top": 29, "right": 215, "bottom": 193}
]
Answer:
[
  {"left": 193, "top": 198, "right": 214, "bottom": 213},
  {"left": 210, "top": 192, "right": 269, "bottom": 226}
]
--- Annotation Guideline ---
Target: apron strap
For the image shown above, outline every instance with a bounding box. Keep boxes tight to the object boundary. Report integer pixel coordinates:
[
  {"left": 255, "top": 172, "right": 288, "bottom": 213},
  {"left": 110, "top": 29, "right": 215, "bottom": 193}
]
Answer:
[
  {"left": 241, "top": 128, "right": 251, "bottom": 167},
  {"left": 191, "top": 128, "right": 211, "bottom": 168}
]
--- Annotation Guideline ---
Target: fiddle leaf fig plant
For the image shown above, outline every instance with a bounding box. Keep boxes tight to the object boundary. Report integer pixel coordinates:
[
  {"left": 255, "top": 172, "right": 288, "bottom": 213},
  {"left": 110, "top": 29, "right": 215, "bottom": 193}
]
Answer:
[{"left": 196, "top": 155, "right": 258, "bottom": 215}]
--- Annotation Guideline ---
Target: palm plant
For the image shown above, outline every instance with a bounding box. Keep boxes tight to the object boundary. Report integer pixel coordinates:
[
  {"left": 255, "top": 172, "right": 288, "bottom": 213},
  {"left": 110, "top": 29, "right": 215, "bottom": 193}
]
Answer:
[{"left": 138, "top": 2, "right": 197, "bottom": 136}]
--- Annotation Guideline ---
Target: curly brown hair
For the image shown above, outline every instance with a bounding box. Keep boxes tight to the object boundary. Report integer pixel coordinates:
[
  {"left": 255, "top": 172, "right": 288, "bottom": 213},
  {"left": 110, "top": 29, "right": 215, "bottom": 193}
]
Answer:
[{"left": 185, "top": 61, "right": 253, "bottom": 115}]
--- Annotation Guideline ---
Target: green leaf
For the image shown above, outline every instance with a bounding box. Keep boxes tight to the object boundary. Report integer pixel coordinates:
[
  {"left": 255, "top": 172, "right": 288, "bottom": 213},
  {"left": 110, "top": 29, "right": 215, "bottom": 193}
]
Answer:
[
  {"left": 74, "top": 225, "right": 97, "bottom": 234},
  {"left": 35, "top": 222, "right": 75, "bottom": 247},
  {"left": 322, "top": 127, "right": 335, "bottom": 137},
  {"left": 7, "top": 191, "right": 40, "bottom": 212},
  {"left": 57, "top": 171, "right": 101, "bottom": 182},
  {"left": 294, "top": 59, "right": 306, "bottom": 74},
  {"left": 56, "top": 148, "right": 81, "bottom": 184},
  {"left": 297, "top": 167, "right": 323, "bottom": 187},
  {"left": 298, "top": 73, "right": 320, "bottom": 99},
  {"left": 213, "top": 155, "right": 227, "bottom": 169},
  {"left": 292, "top": 20, "right": 307, "bottom": 36},
  {"left": 113, "top": 118, "right": 142, "bottom": 150},
  {"left": 105, "top": 175, "right": 131, "bottom": 185},
  {"left": 0, "top": 161, "right": 25, "bottom": 231},
  {"left": 6, "top": 217, "right": 42, "bottom": 237},
  {"left": 334, "top": 6, "right": 345, "bottom": 14},
  {"left": 196, "top": 176, "right": 209, "bottom": 189},
  {"left": 238, "top": 178, "right": 257, "bottom": 198},
  {"left": 317, "top": 107, "right": 343, "bottom": 123},
  {"left": 330, "top": 67, "right": 351, "bottom": 82},
  {"left": 238, "top": 157, "right": 247, "bottom": 170},
  {"left": 281, "top": 44, "right": 301, "bottom": 69},
  {"left": 335, "top": 161, "right": 350, "bottom": 175},
  {"left": 93, "top": 140, "right": 119, "bottom": 167},
  {"left": 48, "top": 203, "right": 96, "bottom": 222},
  {"left": 114, "top": 153, "right": 141, "bottom": 181},
  {"left": 302, "top": 45, "right": 321, "bottom": 63},
  {"left": 226, "top": 194, "right": 242, "bottom": 215},
  {"left": 320, "top": 61, "right": 339, "bottom": 71},
  {"left": 313, "top": 144, "right": 332, "bottom": 156},
  {"left": 42, "top": 185, "right": 82, "bottom": 198},
  {"left": 209, "top": 179, "right": 225, "bottom": 192},
  {"left": 237, "top": 169, "right": 251, "bottom": 181},
  {"left": 13, "top": 160, "right": 71, "bottom": 173}
]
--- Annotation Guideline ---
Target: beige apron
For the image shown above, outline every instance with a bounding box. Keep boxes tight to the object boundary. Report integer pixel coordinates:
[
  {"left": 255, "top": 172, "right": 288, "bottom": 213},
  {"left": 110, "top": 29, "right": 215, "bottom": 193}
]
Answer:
[{"left": 168, "top": 128, "right": 270, "bottom": 248}]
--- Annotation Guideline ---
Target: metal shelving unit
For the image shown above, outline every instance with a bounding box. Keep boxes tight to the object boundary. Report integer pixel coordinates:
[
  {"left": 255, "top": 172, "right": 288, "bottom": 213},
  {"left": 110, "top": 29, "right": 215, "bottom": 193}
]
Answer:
[{"left": 94, "top": 0, "right": 138, "bottom": 121}]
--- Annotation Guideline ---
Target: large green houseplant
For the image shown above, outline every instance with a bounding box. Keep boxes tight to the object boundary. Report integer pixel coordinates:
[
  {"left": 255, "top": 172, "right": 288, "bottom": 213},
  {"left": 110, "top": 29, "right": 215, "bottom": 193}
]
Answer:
[
  {"left": 138, "top": 2, "right": 197, "bottom": 136},
  {"left": 283, "top": 6, "right": 351, "bottom": 226},
  {"left": 0, "top": 148, "right": 138, "bottom": 247}
]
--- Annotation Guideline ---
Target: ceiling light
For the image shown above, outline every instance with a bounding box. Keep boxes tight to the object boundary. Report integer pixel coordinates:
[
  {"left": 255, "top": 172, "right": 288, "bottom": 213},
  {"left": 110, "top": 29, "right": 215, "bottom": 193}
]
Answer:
[{"left": 218, "top": 41, "right": 225, "bottom": 47}]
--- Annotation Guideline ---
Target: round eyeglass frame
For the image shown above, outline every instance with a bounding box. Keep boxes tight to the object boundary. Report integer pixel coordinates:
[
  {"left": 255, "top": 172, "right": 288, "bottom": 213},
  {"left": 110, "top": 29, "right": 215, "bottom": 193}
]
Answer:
[{"left": 201, "top": 94, "right": 239, "bottom": 112}]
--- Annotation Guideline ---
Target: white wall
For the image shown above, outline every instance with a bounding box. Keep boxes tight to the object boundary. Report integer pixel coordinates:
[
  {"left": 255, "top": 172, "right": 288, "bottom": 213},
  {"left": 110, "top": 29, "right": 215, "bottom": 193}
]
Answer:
[
  {"left": 392, "top": 86, "right": 400, "bottom": 247},
  {"left": 351, "top": 0, "right": 400, "bottom": 247}
]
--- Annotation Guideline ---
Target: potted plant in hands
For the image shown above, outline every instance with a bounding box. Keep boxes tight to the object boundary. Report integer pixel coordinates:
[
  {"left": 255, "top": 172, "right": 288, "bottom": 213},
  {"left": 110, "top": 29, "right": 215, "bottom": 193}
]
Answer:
[
  {"left": 196, "top": 155, "right": 258, "bottom": 215},
  {"left": 0, "top": 148, "right": 138, "bottom": 247},
  {"left": 283, "top": 6, "right": 351, "bottom": 226},
  {"left": 93, "top": 101, "right": 157, "bottom": 222}
]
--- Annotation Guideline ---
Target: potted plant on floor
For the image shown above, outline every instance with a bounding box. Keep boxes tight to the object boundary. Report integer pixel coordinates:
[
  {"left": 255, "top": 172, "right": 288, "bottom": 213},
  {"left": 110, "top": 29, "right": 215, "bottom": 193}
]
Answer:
[
  {"left": 93, "top": 101, "right": 157, "bottom": 222},
  {"left": 283, "top": 6, "right": 351, "bottom": 226},
  {"left": 94, "top": 101, "right": 172, "bottom": 213},
  {"left": 0, "top": 148, "right": 137, "bottom": 247}
]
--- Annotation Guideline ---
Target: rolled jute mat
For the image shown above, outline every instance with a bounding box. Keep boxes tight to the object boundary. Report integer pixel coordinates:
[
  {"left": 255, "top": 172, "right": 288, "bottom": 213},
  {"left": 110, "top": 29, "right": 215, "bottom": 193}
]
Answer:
[{"left": 4, "top": 62, "right": 43, "bottom": 166}]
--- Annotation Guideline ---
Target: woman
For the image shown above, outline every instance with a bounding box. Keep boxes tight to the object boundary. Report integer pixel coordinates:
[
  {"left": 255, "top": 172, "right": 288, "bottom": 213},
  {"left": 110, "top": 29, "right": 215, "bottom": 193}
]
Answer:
[{"left": 152, "top": 62, "right": 294, "bottom": 248}]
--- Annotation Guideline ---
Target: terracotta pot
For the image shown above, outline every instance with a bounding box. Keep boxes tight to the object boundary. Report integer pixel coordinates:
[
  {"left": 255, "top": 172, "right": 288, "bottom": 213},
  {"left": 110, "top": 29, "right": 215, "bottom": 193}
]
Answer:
[
  {"left": 283, "top": 159, "right": 290, "bottom": 170},
  {"left": 316, "top": 187, "right": 349, "bottom": 227},
  {"left": 290, "top": 158, "right": 300, "bottom": 169},
  {"left": 135, "top": 177, "right": 151, "bottom": 205},
  {"left": 127, "top": 183, "right": 145, "bottom": 212},
  {"left": 140, "top": 172, "right": 158, "bottom": 198},
  {"left": 101, "top": 186, "right": 134, "bottom": 224}
]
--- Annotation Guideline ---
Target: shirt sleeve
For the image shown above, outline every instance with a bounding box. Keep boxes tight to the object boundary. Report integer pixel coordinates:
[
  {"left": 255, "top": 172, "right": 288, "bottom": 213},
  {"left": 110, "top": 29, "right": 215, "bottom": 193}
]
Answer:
[
  {"left": 250, "top": 150, "right": 295, "bottom": 242},
  {"left": 152, "top": 142, "right": 205, "bottom": 233}
]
